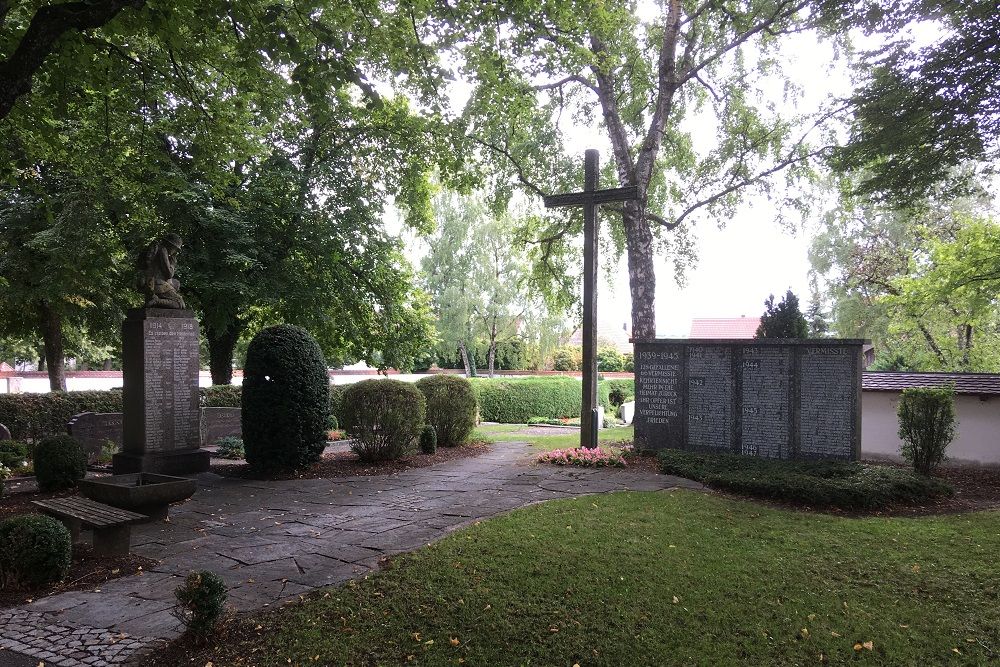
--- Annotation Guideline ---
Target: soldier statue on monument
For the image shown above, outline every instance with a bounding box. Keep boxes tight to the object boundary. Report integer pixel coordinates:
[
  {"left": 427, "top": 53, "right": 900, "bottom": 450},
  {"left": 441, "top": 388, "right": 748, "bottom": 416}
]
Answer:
[{"left": 139, "top": 233, "right": 185, "bottom": 309}]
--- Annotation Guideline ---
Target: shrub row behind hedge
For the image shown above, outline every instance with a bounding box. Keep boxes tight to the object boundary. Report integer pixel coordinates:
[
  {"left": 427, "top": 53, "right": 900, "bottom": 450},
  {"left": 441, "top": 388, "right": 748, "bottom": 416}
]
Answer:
[
  {"left": 0, "top": 391, "right": 123, "bottom": 442},
  {"left": 659, "top": 449, "right": 953, "bottom": 511}
]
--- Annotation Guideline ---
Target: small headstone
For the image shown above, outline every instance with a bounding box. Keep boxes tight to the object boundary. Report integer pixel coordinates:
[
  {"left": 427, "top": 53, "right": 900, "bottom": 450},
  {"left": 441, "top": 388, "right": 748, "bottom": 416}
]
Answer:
[
  {"left": 0, "top": 423, "right": 10, "bottom": 440},
  {"left": 619, "top": 401, "right": 635, "bottom": 425},
  {"left": 67, "top": 412, "right": 123, "bottom": 462},
  {"left": 201, "top": 407, "right": 242, "bottom": 445}
]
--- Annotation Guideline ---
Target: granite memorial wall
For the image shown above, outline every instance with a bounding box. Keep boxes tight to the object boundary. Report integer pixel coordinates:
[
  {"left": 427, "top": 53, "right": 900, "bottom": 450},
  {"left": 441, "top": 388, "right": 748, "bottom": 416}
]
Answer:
[{"left": 634, "top": 339, "right": 865, "bottom": 460}]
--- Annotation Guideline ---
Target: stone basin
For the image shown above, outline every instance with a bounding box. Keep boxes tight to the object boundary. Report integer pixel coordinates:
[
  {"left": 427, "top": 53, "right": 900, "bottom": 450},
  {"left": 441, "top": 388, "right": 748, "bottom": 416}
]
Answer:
[{"left": 78, "top": 473, "right": 196, "bottom": 521}]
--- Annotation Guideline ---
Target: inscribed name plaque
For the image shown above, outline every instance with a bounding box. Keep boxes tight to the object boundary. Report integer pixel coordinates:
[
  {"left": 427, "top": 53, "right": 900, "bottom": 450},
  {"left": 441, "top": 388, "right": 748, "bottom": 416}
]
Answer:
[
  {"left": 114, "top": 309, "right": 210, "bottom": 474},
  {"left": 634, "top": 339, "right": 865, "bottom": 461}
]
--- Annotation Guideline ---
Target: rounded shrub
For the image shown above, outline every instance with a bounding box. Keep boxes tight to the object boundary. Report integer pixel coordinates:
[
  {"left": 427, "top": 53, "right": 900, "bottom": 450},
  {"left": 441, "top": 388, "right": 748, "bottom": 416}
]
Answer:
[
  {"left": 241, "top": 325, "right": 330, "bottom": 473},
  {"left": 415, "top": 375, "right": 477, "bottom": 447},
  {"left": 342, "top": 379, "right": 425, "bottom": 463},
  {"left": 0, "top": 440, "right": 29, "bottom": 470},
  {"left": 33, "top": 435, "right": 86, "bottom": 492},
  {"left": 174, "top": 570, "right": 228, "bottom": 640},
  {"left": 0, "top": 514, "right": 72, "bottom": 589},
  {"left": 420, "top": 424, "right": 437, "bottom": 454}
]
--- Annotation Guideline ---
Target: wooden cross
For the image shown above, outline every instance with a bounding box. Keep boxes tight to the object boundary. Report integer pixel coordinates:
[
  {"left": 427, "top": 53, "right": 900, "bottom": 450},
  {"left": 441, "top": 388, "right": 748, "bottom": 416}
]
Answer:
[{"left": 544, "top": 149, "right": 638, "bottom": 449}]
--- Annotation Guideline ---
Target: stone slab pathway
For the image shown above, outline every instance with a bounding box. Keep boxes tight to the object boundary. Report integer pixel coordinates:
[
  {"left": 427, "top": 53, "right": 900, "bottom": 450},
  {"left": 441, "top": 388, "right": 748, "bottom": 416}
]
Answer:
[{"left": 0, "top": 441, "right": 700, "bottom": 666}]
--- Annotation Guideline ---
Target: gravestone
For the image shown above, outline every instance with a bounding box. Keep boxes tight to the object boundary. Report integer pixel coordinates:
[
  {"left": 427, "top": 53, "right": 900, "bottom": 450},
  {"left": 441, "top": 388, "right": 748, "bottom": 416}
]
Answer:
[
  {"left": 201, "top": 407, "right": 242, "bottom": 445},
  {"left": 113, "top": 309, "right": 210, "bottom": 474},
  {"left": 67, "top": 412, "right": 123, "bottom": 462},
  {"left": 633, "top": 339, "right": 866, "bottom": 460}
]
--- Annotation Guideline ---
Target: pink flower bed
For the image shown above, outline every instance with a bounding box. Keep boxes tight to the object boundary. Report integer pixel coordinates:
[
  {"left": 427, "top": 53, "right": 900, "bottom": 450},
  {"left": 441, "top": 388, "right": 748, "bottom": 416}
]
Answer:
[{"left": 537, "top": 447, "right": 626, "bottom": 468}]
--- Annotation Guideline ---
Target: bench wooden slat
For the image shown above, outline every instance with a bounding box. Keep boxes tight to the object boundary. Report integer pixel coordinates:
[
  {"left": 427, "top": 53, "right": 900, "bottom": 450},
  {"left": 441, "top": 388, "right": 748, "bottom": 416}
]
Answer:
[
  {"left": 51, "top": 497, "right": 139, "bottom": 521},
  {"left": 34, "top": 499, "right": 129, "bottom": 526},
  {"left": 32, "top": 497, "right": 146, "bottom": 527}
]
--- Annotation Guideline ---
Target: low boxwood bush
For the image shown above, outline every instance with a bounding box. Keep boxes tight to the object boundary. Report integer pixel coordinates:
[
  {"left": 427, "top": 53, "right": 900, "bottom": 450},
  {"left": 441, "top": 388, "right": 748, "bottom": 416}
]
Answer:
[
  {"left": 0, "top": 440, "right": 29, "bottom": 470},
  {"left": 342, "top": 379, "right": 425, "bottom": 462},
  {"left": 659, "top": 450, "right": 953, "bottom": 511},
  {"left": 33, "top": 435, "right": 87, "bottom": 492},
  {"left": 242, "top": 325, "right": 330, "bottom": 473},
  {"left": 174, "top": 570, "right": 228, "bottom": 640},
  {"left": 416, "top": 375, "right": 477, "bottom": 447},
  {"left": 897, "top": 386, "right": 957, "bottom": 475},
  {"left": 214, "top": 437, "right": 245, "bottom": 460},
  {"left": 0, "top": 390, "right": 122, "bottom": 441},
  {"left": 0, "top": 514, "right": 72, "bottom": 589},
  {"left": 420, "top": 424, "right": 437, "bottom": 454}
]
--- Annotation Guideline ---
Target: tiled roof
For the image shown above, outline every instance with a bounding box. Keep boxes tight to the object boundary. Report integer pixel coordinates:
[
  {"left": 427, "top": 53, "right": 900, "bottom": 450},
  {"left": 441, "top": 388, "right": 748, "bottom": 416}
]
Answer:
[
  {"left": 863, "top": 372, "right": 1000, "bottom": 395},
  {"left": 689, "top": 317, "right": 761, "bottom": 339}
]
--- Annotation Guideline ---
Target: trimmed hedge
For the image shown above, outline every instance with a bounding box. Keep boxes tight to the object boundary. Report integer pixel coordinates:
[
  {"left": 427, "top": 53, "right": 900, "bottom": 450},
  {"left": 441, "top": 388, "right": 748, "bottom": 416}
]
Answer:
[
  {"left": 416, "top": 375, "right": 477, "bottom": 447},
  {"left": 201, "top": 385, "right": 242, "bottom": 408},
  {"left": 659, "top": 450, "right": 953, "bottom": 511},
  {"left": 342, "top": 379, "right": 425, "bottom": 462},
  {"left": 471, "top": 377, "right": 632, "bottom": 424},
  {"left": 0, "top": 514, "right": 72, "bottom": 589},
  {"left": 242, "top": 325, "right": 330, "bottom": 473},
  {"left": 33, "top": 435, "right": 87, "bottom": 492},
  {"left": 472, "top": 377, "right": 580, "bottom": 423},
  {"left": 0, "top": 390, "right": 123, "bottom": 442}
]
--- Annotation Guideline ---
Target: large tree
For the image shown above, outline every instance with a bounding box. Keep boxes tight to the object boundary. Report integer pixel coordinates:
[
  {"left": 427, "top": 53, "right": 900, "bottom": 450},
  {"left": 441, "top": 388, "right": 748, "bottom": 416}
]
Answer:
[
  {"left": 832, "top": 1, "right": 1000, "bottom": 205},
  {"left": 1, "top": 0, "right": 464, "bottom": 383},
  {"left": 451, "top": 0, "right": 838, "bottom": 338},
  {"left": 809, "top": 188, "right": 1000, "bottom": 371}
]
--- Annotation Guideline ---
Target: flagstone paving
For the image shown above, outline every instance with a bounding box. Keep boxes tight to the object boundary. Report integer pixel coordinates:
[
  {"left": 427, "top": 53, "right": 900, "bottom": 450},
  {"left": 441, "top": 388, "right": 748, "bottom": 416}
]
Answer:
[{"left": 0, "top": 442, "right": 699, "bottom": 666}]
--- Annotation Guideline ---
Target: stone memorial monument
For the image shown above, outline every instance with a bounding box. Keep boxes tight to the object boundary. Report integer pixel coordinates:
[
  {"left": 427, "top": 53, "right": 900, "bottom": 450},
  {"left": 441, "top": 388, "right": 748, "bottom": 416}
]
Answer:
[
  {"left": 113, "top": 234, "right": 210, "bottom": 474},
  {"left": 633, "top": 338, "right": 867, "bottom": 461}
]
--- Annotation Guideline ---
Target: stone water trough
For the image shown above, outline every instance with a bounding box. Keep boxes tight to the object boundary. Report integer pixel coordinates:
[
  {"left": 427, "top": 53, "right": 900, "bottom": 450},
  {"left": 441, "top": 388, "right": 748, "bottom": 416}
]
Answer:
[{"left": 78, "top": 473, "right": 196, "bottom": 521}]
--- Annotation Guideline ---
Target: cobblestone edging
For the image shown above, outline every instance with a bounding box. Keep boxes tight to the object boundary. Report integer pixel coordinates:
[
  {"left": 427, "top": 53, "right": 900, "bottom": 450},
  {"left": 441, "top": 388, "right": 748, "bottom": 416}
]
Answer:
[{"left": 0, "top": 609, "right": 160, "bottom": 665}]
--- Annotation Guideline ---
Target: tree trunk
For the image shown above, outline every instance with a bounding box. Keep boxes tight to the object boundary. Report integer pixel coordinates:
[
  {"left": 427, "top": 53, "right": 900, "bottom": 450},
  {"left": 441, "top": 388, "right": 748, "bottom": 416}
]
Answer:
[
  {"left": 103, "top": 358, "right": 113, "bottom": 371},
  {"left": 458, "top": 341, "right": 473, "bottom": 378},
  {"left": 36, "top": 347, "right": 45, "bottom": 372},
  {"left": 206, "top": 322, "right": 242, "bottom": 385},
  {"left": 622, "top": 201, "right": 657, "bottom": 339},
  {"left": 38, "top": 301, "right": 66, "bottom": 391},
  {"left": 487, "top": 320, "right": 497, "bottom": 378}
]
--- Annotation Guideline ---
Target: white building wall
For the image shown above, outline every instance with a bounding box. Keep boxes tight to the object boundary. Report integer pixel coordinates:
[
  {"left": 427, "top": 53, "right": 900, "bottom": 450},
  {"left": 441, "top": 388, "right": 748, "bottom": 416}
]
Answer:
[{"left": 862, "top": 391, "right": 1000, "bottom": 465}]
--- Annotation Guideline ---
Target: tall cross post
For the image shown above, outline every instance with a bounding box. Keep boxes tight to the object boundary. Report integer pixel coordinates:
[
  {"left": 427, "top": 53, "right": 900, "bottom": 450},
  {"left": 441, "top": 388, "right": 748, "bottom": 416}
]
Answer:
[{"left": 544, "top": 149, "right": 639, "bottom": 449}]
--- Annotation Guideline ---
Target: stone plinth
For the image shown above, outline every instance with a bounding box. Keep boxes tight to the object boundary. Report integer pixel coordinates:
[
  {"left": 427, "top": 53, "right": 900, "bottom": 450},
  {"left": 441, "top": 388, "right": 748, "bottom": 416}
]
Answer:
[
  {"left": 201, "top": 407, "right": 242, "bottom": 445},
  {"left": 113, "top": 309, "right": 209, "bottom": 474},
  {"left": 633, "top": 338, "right": 867, "bottom": 461}
]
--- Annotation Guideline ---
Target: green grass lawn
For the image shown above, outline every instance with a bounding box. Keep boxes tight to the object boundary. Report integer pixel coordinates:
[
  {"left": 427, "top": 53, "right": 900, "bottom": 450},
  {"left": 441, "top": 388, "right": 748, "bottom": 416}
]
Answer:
[
  {"left": 474, "top": 422, "right": 634, "bottom": 452},
  {"left": 198, "top": 491, "right": 999, "bottom": 666}
]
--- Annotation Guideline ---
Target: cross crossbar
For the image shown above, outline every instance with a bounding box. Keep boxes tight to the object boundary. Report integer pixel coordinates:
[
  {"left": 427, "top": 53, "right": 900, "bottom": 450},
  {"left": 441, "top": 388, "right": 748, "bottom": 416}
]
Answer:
[{"left": 543, "top": 185, "right": 639, "bottom": 209}]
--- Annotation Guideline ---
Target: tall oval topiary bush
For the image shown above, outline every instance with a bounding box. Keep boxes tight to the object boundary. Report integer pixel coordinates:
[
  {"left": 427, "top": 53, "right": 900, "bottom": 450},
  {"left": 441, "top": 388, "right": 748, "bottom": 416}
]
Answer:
[
  {"left": 415, "top": 375, "right": 477, "bottom": 447},
  {"left": 0, "top": 514, "right": 72, "bottom": 589},
  {"left": 241, "top": 325, "right": 330, "bottom": 473},
  {"left": 342, "top": 379, "right": 425, "bottom": 462},
  {"left": 33, "top": 435, "right": 87, "bottom": 492}
]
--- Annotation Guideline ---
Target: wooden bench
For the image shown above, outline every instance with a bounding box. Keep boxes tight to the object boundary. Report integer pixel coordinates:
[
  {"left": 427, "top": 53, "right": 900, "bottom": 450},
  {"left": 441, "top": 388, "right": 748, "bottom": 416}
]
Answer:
[{"left": 32, "top": 497, "right": 147, "bottom": 557}]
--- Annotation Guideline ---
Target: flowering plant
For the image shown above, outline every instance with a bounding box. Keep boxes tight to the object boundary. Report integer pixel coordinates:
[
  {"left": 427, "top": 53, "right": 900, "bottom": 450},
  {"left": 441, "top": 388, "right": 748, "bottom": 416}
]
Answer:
[{"left": 537, "top": 447, "right": 626, "bottom": 468}]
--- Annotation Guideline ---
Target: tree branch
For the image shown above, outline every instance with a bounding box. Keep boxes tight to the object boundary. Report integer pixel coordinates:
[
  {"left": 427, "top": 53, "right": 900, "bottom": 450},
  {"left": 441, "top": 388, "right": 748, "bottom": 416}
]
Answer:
[
  {"left": 533, "top": 74, "right": 597, "bottom": 93},
  {"left": 0, "top": 0, "right": 146, "bottom": 119},
  {"left": 465, "top": 134, "right": 548, "bottom": 199}
]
